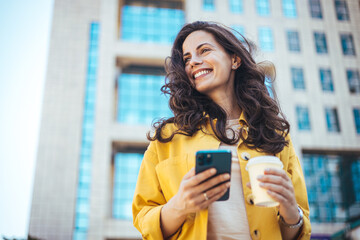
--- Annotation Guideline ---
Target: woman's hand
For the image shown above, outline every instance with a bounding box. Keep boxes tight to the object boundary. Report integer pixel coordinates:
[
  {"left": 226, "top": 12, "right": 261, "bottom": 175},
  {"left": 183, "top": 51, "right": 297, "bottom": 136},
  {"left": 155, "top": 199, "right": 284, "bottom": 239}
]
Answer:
[
  {"left": 160, "top": 167, "right": 230, "bottom": 238},
  {"left": 256, "top": 168, "right": 300, "bottom": 224},
  {"left": 171, "top": 167, "right": 230, "bottom": 216}
]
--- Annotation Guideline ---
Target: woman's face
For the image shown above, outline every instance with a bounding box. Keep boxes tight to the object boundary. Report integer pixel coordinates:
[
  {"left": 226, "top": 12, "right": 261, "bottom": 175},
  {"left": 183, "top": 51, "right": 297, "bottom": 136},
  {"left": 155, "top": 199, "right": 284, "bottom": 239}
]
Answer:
[{"left": 182, "top": 30, "right": 237, "bottom": 99}]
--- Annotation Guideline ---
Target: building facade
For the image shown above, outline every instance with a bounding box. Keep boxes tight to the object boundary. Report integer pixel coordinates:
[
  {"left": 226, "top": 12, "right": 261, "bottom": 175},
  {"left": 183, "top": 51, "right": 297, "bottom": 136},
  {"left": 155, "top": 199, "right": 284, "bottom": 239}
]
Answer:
[{"left": 29, "top": 0, "right": 360, "bottom": 239}]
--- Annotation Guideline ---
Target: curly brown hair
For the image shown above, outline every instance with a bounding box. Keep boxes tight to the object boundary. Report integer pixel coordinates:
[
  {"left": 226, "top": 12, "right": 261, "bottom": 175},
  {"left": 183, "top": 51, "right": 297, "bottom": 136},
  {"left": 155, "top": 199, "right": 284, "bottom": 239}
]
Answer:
[{"left": 147, "top": 21, "right": 290, "bottom": 154}]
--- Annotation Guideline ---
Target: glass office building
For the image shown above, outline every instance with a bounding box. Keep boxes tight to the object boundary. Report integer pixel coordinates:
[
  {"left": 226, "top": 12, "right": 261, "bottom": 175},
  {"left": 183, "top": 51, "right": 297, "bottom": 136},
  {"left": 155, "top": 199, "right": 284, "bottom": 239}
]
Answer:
[{"left": 29, "top": 0, "right": 360, "bottom": 239}]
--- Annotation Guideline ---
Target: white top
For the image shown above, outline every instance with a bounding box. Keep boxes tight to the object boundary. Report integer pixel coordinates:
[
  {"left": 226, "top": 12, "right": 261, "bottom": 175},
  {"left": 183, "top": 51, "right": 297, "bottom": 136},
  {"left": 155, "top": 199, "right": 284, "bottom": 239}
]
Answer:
[{"left": 207, "top": 119, "right": 251, "bottom": 240}]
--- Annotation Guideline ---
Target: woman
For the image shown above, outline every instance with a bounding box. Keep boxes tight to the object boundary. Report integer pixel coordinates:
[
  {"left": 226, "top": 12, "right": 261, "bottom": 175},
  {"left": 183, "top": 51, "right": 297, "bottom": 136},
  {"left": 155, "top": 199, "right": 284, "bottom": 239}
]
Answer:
[{"left": 132, "top": 21, "right": 311, "bottom": 240}]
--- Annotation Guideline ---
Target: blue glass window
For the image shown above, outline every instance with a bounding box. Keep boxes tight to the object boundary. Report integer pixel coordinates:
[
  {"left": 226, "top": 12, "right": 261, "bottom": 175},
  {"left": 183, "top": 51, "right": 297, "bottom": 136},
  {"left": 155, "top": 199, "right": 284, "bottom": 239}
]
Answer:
[
  {"left": 75, "top": 219, "right": 89, "bottom": 238},
  {"left": 117, "top": 67, "right": 172, "bottom": 126},
  {"left": 302, "top": 155, "right": 343, "bottom": 222},
  {"left": 203, "top": 0, "right": 215, "bottom": 11},
  {"left": 282, "top": 0, "right": 297, "bottom": 18},
  {"left": 314, "top": 32, "right": 328, "bottom": 54},
  {"left": 287, "top": 30, "right": 301, "bottom": 52},
  {"left": 303, "top": 154, "right": 360, "bottom": 223},
  {"left": 256, "top": 0, "right": 270, "bottom": 16},
  {"left": 354, "top": 108, "right": 360, "bottom": 134},
  {"left": 309, "top": 0, "right": 322, "bottom": 19},
  {"left": 259, "top": 27, "right": 274, "bottom": 52},
  {"left": 296, "top": 106, "right": 311, "bottom": 131},
  {"left": 265, "top": 77, "right": 274, "bottom": 98},
  {"left": 231, "top": 25, "right": 245, "bottom": 42},
  {"left": 347, "top": 69, "right": 360, "bottom": 94},
  {"left": 320, "top": 68, "right": 334, "bottom": 92},
  {"left": 73, "top": 22, "right": 100, "bottom": 240},
  {"left": 113, "top": 152, "right": 143, "bottom": 220},
  {"left": 352, "top": 159, "right": 360, "bottom": 201},
  {"left": 325, "top": 107, "right": 340, "bottom": 132},
  {"left": 76, "top": 198, "right": 90, "bottom": 216},
  {"left": 229, "top": 0, "right": 243, "bottom": 13},
  {"left": 335, "top": 0, "right": 349, "bottom": 21},
  {"left": 291, "top": 67, "right": 305, "bottom": 89},
  {"left": 121, "top": 5, "right": 184, "bottom": 43},
  {"left": 340, "top": 34, "right": 356, "bottom": 56},
  {"left": 73, "top": 230, "right": 87, "bottom": 240}
]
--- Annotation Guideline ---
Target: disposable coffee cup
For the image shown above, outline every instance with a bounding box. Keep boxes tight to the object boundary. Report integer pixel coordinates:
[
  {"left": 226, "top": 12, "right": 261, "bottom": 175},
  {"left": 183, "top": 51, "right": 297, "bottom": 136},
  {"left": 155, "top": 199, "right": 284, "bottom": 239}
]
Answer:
[{"left": 245, "top": 156, "right": 283, "bottom": 207}]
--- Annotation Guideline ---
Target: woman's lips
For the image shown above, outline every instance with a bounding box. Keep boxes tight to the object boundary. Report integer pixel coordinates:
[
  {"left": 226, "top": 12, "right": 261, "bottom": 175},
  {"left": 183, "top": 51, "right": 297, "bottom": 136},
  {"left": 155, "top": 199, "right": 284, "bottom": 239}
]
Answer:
[{"left": 194, "top": 69, "right": 213, "bottom": 80}]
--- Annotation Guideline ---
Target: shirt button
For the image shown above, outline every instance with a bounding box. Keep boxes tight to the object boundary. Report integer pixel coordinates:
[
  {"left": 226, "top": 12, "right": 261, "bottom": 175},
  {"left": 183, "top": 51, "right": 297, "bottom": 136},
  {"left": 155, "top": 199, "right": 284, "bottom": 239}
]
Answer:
[
  {"left": 246, "top": 194, "right": 254, "bottom": 205},
  {"left": 241, "top": 152, "right": 250, "bottom": 161},
  {"left": 251, "top": 229, "right": 261, "bottom": 240}
]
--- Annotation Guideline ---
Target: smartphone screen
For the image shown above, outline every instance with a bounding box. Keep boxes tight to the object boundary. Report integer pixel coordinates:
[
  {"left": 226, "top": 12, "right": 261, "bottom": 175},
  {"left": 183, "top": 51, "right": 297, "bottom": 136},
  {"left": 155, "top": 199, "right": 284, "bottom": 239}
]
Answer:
[{"left": 195, "top": 150, "right": 232, "bottom": 201}]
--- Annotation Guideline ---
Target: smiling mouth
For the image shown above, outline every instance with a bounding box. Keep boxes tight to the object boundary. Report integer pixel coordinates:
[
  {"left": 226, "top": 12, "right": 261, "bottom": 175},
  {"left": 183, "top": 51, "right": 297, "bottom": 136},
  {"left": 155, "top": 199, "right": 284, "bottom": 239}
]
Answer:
[{"left": 193, "top": 69, "right": 213, "bottom": 80}]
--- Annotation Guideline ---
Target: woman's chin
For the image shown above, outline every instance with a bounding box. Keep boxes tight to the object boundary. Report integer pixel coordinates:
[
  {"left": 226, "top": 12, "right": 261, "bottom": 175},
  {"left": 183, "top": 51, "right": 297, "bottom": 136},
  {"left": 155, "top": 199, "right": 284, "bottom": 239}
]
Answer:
[
  {"left": 195, "top": 80, "right": 209, "bottom": 92},
  {"left": 195, "top": 85, "right": 208, "bottom": 94}
]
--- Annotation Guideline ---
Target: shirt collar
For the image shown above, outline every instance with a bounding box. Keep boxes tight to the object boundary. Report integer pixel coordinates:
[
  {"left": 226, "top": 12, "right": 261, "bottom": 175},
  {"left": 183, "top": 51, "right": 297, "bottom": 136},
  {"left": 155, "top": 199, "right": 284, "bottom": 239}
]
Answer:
[
  {"left": 203, "top": 111, "right": 249, "bottom": 132},
  {"left": 238, "top": 112, "right": 248, "bottom": 128}
]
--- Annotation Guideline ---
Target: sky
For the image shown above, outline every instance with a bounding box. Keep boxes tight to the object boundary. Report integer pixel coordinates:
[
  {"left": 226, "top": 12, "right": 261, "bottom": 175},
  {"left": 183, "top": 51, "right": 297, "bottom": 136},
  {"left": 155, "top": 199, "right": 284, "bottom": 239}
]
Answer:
[{"left": 0, "top": 0, "right": 54, "bottom": 237}]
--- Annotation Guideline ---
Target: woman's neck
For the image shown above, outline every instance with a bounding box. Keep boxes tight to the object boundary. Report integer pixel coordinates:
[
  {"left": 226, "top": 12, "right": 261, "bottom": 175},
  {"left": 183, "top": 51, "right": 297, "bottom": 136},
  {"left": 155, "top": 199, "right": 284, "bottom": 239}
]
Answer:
[
  {"left": 210, "top": 92, "right": 241, "bottom": 120},
  {"left": 226, "top": 106, "right": 241, "bottom": 120}
]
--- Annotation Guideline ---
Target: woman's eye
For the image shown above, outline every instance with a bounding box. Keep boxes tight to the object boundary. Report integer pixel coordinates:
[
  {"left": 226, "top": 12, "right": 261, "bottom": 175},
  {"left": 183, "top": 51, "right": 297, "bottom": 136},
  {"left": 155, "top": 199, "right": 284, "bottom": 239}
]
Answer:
[
  {"left": 201, "top": 48, "right": 210, "bottom": 53},
  {"left": 184, "top": 58, "right": 190, "bottom": 63}
]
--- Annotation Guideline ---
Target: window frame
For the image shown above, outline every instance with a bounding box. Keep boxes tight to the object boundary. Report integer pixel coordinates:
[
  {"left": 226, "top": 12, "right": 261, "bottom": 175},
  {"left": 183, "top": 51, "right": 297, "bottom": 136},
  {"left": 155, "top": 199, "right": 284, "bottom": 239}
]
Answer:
[
  {"left": 296, "top": 105, "right": 311, "bottom": 131},
  {"left": 229, "top": 0, "right": 243, "bottom": 13},
  {"left": 256, "top": 0, "right": 271, "bottom": 16},
  {"left": 334, "top": 0, "right": 350, "bottom": 21},
  {"left": 203, "top": 0, "right": 215, "bottom": 11},
  {"left": 120, "top": 4, "right": 185, "bottom": 43},
  {"left": 117, "top": 65, "right": 171, "bottom": 126},
  {"left": 340, "top": 33, "right": 356, "bottom": 56},
  {"left": 259, "top": 26, "right": 274, "bottom": 52},
  {"left": 346, "top": 69, "right": 360, "bottom": 94},
  {"left": 314, "top": 32, "right": 328, "bottom": 54},
  {"left": 112, "top": 149, "right": 146, "bottom": 220},
  {"left": 320, "top": 68, "right": 334, "bottom": 92},
  {"left": 353, "top": 108, "right": 360, "bottom": 134},
  {"left": 291, "top": 67, "right": 306, "bottom": 90},
  {"left": 282, "top": 0, "right": 297, "bottom": 18},
  {"left": 309, "top": 0, "right": 323, "bottom": 19},
  {"left": 325, "top": 107, "right": 341, "bottom": 132},
  {"left": 287, "top": 30, "right": 301, "bottom": 52}
]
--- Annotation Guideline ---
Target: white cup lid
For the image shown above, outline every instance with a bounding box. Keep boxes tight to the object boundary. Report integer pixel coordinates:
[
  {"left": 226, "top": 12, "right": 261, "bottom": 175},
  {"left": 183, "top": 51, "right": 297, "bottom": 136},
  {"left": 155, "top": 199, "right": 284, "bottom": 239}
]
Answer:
[{"left": 245, "top": 156, "right": 283, "bottom": 171}]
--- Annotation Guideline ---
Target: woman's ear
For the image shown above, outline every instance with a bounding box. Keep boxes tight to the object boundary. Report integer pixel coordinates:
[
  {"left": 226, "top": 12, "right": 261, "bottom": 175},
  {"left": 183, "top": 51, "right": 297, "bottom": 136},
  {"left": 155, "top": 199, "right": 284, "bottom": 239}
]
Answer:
[{"left": 231, "top": 55, "right": 241, "bottom": 69}]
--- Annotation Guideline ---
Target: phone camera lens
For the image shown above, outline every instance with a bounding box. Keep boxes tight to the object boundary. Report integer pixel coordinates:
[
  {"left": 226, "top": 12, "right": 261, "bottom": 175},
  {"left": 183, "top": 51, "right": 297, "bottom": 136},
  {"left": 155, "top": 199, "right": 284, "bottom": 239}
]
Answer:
[
  {"left": 198, "top": 154, "right": 204, "bottom": 165},
  {"left": 206, "top": 154, "right": 212, "bottom": 164}
]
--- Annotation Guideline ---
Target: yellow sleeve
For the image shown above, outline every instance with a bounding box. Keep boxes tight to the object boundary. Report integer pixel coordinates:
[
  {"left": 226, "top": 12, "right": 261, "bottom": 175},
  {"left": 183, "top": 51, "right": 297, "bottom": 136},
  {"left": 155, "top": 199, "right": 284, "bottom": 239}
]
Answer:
[
  {"left": 283, "top": 135, "right": 312, "bottom": 240},
  {"left": 132, "top": 142, "right": 166, "bottom": 240}
]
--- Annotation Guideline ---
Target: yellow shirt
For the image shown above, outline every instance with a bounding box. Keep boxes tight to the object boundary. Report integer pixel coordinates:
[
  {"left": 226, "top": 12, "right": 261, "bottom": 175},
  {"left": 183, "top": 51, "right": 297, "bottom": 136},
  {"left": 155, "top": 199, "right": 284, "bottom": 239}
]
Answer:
[{"left": 132, "top": 115, "right": 311, "bottom": 240}]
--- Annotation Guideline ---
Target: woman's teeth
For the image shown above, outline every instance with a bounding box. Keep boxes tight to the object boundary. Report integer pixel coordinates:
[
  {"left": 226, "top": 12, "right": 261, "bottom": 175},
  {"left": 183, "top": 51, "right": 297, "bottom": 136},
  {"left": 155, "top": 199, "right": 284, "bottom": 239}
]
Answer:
[{"left": 194, "top": 70, "right": 211, "bottom": 79}]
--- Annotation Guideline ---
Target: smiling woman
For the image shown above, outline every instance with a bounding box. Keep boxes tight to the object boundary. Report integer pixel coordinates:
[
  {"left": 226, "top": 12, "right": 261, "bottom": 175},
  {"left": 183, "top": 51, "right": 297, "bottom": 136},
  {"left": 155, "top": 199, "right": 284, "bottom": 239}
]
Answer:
[
  {"left": 149, "top": 21, "right": 288, "bottom": 153},
  {"left": 132, "top": 21, "right": 311, "bottom": 240},
  {"left": 183, "top": 31, "right": 238, "bottom": 106}
]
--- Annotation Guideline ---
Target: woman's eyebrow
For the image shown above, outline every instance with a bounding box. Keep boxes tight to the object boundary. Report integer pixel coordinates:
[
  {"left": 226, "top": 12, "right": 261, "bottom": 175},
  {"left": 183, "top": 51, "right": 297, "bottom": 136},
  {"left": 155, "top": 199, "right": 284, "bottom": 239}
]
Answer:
[{"left": 183, "top": 42, "right": 215, "bottom": 57}]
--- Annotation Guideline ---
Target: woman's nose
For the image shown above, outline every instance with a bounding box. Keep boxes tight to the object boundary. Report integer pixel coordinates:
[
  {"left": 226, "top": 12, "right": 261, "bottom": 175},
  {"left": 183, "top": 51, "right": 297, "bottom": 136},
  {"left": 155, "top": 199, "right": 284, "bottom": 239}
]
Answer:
[{"left": 189, "top": 56, "right": 202, "bottom": 67}]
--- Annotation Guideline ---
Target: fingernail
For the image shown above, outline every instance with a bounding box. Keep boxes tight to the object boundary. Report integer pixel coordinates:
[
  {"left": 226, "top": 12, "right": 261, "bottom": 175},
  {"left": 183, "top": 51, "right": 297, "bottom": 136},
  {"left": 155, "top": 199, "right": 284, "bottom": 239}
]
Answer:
[
  {"left": 265, "top": 168, "right": 271, "bottom": 172},
  {"left": 257, "top": 175, "right": 263, "bottom": 180},
  {"left": 259, "top": 182, "right": 264, "bottom": 187},
  {"left": 224, "top": 174, "right": 230, "bottom": 180},
  {"left": 226, "top": 182, "right": 231, "bottom": 187},
  {"left": 210, "top": 168, "right": 216, "bottom": 174}
]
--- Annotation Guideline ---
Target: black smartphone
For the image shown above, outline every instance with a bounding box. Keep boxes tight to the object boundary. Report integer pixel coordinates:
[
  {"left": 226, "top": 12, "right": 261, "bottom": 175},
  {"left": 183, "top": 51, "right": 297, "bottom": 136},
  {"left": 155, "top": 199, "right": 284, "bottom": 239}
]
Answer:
[{"left": 195, "top": 150, "right": 232, "bottom": 201}]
